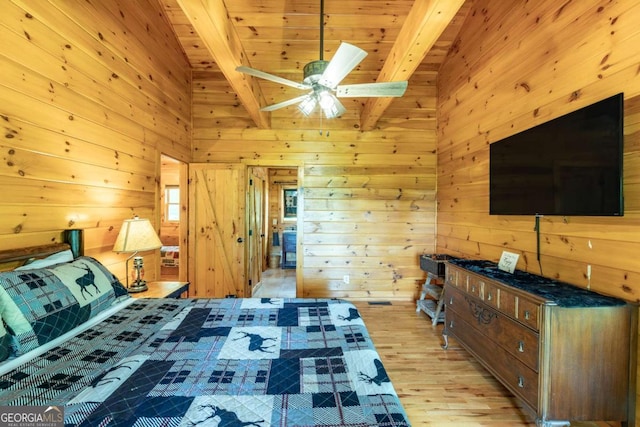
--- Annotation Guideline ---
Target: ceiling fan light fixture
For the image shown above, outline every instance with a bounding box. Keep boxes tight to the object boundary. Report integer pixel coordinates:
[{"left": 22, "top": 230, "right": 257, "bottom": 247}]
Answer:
[
  {"left": 298, "top": 95, "right": 318, "bottom": 116},
  {"left": 320, "top": 92, "right": 345, "bottom": 118},
  {"left": 318, "top": 91, "right": 334, "bottom": 109},
  {"left": 235, "top": 0, "right": 408, "bottom": 118}
]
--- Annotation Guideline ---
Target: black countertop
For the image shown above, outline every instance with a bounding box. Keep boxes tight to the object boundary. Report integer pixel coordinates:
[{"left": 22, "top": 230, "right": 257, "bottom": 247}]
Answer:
[{"left": 448, "top": 259, "right": 625, "bottom": 308}]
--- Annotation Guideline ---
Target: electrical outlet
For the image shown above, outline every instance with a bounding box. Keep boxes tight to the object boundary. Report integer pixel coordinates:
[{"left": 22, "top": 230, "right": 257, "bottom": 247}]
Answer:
[{"left": 343, "top": 275, "right": 350, "bottom": 284}]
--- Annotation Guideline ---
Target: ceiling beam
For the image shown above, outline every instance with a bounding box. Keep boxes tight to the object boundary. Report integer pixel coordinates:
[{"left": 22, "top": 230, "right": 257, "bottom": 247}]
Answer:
[
  {"left": 360, "top": 0, "right": 466, "bottom": 131},
  {"left": 176, "top": 0, "right": 270, "bottom": 129}
]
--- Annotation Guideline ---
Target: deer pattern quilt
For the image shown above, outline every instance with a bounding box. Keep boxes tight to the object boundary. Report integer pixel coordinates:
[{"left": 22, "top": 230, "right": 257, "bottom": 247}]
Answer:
[{"left": 0, "top": 298, "right": 411, "bottom": 427}]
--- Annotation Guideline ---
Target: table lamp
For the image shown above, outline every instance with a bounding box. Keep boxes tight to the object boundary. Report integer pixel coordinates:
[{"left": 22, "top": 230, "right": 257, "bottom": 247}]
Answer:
[{"left": 113, "top": 216, "right": 163, "bottom": 293}]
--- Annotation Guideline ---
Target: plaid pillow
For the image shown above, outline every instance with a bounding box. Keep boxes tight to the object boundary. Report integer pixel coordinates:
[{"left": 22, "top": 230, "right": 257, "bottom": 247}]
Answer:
[{"left": 0, "top": 257, "right": 128, "bottom": 354}]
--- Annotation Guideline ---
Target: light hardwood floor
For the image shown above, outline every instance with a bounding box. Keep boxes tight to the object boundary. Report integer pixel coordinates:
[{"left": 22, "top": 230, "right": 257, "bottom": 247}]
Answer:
[
  {"left": 253, "top": 271, "right": 619, "bottom": 426},
  {"left": 357, "top": 302, "right": 620, "bottom": 427},
  {"left": 356, "top": 301, "right": 538, "bottom": 426}
]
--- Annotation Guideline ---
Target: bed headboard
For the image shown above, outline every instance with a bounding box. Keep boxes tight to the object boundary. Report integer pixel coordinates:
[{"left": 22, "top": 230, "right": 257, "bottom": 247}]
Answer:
[{"left": 0, "top": 243, "right": 71, "bottom": 272}]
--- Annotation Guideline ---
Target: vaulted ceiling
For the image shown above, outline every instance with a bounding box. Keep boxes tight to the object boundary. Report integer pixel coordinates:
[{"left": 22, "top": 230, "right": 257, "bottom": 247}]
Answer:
[{"left": 159, "top": 0, "right": 472, "bottom": 130}]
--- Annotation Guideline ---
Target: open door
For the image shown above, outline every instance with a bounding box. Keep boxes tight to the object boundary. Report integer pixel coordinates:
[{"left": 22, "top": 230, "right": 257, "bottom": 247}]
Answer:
[
  {"left": 189, "top": 164, "right": 246, "bottom": 297},
  {"left": 247, "top": 168, "right": 267, "bottom": 294},
  {"left": 159, "top": 155, "right": 188, "bottom": 282}
]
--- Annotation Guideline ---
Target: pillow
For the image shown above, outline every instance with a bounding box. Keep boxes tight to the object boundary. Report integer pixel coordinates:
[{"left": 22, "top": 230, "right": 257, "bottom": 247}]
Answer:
[
  {"left": 14, "top": 249, "right": 74, "bottom": 270},
  {"left": 47, "top": 256, "right": 129, "bottom": 309},
  {"left": 0, "top": 257, "right": 129, "bottom": 354},
  {"left": 0, "top": 320, "right": 10, "bottom": 362}
]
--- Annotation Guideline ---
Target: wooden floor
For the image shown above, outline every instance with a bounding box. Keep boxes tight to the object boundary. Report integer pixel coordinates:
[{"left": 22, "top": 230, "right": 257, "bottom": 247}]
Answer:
[
  {"left": 356, "top": 301, "right": 538, "bottom": 426},
  {"left": 254, "top": 271, "right": 621, "bottom": 426}
]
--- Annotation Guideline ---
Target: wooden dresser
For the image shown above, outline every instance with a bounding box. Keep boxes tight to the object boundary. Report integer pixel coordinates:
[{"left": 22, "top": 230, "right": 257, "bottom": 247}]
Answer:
[{"left": 443, "top": 259, "right": 637, "bottom": 427}]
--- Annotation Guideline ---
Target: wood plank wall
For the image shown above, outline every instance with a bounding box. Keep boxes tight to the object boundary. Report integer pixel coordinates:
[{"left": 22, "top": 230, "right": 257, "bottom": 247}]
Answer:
[
  {"left": 437, "top": 2, "right": 640, "bottom": 423},
  {"left": 0, "top": 0, "right": 191, "bottom": 281},
  {"left": 192, "top": 67, "right": 438, "bottom": 301},
  {"left": 437, "top": 0, "right": 640, "bottom": 303}
]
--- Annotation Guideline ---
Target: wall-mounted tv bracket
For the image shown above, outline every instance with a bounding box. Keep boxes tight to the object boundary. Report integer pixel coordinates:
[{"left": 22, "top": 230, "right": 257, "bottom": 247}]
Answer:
[{"left": 534, "top": 214, "right": 543, "bottom": 275}]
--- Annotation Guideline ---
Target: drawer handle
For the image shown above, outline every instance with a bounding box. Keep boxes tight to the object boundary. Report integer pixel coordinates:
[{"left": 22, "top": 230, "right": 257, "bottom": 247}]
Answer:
[
  {"left": 487, "top": 292, "right": 493, "bottom": 301},
  {"left": 471, "top": 285, "right": 476, "bottom": 293},
  {"left": 524, "top": 310, "right": 531, "bottom": 320},
  {"left": 449, "top": 320, "right": 454, "bottom": 328},
  {"left": 517, "top": 341, "right": 524, "bottom": 352},
  {"left": 517, "top": 376, "right": 525, "bottom": 388},
  {"left": 449, "top": 297, "right": 454, "bottom": 305}
]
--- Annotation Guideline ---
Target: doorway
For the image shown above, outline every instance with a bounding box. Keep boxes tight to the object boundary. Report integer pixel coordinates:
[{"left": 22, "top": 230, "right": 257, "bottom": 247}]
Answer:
[
  {"left": 159, "top": 154, "right": 188, "bottom": 282},
  {"left": 250, "top": 166, "right": 298, "bottom": 298}
]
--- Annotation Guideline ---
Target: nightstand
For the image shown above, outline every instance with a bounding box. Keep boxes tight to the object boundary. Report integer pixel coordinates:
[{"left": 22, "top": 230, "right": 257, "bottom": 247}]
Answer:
[{"left": 130, "top": 281, "right": 190, "bottom": 299}]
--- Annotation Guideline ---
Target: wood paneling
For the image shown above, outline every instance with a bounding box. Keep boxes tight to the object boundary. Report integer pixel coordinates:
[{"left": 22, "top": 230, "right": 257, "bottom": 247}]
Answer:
[
  {"left": 437, "top": 1, "right": 640, "bottom": 423},
  {"left": 0, "top": 0, "right": 191, "bottom": 281},
  {"left": 437, "top": 0, "right": 640, "bottom": 303},
  {"left": 192, "top": 68, "right": 438, "bottom": 300}
]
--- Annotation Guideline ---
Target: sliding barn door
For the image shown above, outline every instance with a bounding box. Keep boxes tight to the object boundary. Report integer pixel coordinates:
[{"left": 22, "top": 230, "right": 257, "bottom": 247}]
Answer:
[{"left": 189, "top": 164, "right": 247, "bottom": 297}]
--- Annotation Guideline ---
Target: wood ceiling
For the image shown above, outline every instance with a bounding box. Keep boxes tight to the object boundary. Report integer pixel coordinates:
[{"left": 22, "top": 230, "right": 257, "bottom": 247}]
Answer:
[{"left": 159, "top": 0, "right": 472, "bottom": 130}]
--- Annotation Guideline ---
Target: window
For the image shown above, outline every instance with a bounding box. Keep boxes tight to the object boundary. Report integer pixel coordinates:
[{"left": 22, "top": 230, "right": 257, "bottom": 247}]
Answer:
[{"left": 165, "top": 185, "right": 180, "bottom": 222}]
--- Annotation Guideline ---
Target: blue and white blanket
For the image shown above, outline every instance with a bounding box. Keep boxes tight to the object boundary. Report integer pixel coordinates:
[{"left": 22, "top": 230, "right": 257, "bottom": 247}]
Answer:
[{"left": 0, "top": 298, "right": 410, "bottom": 426}]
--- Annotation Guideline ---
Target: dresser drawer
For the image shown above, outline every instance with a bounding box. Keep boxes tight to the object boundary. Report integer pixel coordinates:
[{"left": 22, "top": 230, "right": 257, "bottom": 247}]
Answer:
[
  {"left": 517, "top": 297, "right": 540, "bottom": 330},
  {"left": 446, "top": 285, "right": 539, "bottom": 370},
  {"left": 466, "top": 273, "right": 484, "bottom": 298},
  {"left": 483, "top": 281, "right": 500, "bottom": 309},
  {"left": 446, "top": 267, "right": 463, "bottom": 289},
  {"left": 500, "top": 288, "right": 517, "bottom": 318},
  {"left": 497, "top": 288, "right": 541, "bottom": 332},
  {"left": 445, "top": 308, "right": 539, "bottom": 410}
]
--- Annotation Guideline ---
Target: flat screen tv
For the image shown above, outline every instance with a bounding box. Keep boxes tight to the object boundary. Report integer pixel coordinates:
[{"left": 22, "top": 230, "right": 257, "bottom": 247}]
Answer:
[{"left": 489, "top": 93, "right": 624, "bottom": 216}]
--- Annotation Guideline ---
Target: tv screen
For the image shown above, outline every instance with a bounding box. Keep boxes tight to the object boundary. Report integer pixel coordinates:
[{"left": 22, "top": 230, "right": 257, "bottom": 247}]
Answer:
[{"left": 489, "top": 93, "right": 624, "bottom": 216}]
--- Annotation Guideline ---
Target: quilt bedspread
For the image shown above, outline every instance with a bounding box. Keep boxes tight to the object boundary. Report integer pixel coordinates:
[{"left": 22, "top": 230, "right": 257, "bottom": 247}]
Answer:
[{"left": 0, "top": 298, "right": 410, "bottom": 427}]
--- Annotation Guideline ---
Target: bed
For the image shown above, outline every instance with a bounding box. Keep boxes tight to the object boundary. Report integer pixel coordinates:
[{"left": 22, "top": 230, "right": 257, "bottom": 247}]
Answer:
[
  {"left": 0, "top": 244, "right": 410, "bottom": 426},
  {"left": 161, "top": 245, "right": 180, "bottom": 268}
]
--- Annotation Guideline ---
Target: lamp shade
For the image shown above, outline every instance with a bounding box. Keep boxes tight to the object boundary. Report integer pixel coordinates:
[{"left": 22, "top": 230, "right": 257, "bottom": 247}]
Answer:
[{"left": 113, "top": 217, "right": 163, "bottom": 253}]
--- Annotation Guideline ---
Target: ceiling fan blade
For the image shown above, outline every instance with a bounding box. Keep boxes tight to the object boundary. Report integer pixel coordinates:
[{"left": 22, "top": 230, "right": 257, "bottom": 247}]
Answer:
[
  {"left": 336, "top": 81, "right": 408, "bottom": 98},
  {"left": 318, "top": 42, "right": 368, "bottom": 88},
  {"left": 236, "top": 66, "right": 310, "bottom": 91},
  {"left": 260, "top": 94, "right": 311, "bottom": 112}
]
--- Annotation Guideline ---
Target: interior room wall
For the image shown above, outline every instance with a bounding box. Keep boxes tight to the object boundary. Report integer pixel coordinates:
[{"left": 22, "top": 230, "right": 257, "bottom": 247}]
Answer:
[
  {"left": 437, "top": 1, "right": 640, "bottom": 303},
  {"left": 0, "top": 1, "right": 192, "bottom": 282},
  {"left": 192, "top": 68, "right": 438, "bottom": 300},
  {"left": 438, "top": 4, "right": 640, "bottom": 419}
]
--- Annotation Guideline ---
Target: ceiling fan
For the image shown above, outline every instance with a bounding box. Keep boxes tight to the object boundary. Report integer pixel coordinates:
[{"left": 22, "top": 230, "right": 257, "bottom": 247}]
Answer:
[{"left": 235, "top": 0, "right": 408, "bottom": 119}]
